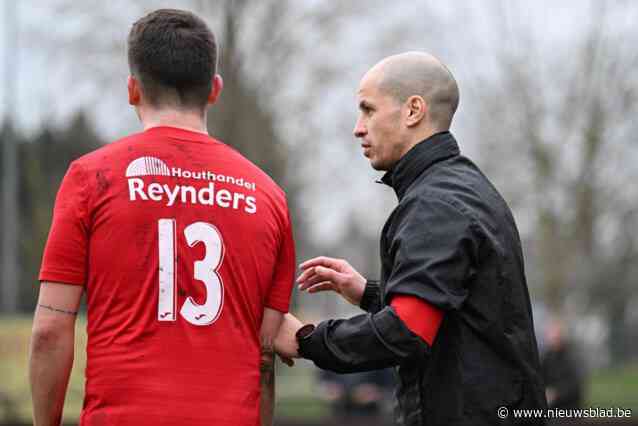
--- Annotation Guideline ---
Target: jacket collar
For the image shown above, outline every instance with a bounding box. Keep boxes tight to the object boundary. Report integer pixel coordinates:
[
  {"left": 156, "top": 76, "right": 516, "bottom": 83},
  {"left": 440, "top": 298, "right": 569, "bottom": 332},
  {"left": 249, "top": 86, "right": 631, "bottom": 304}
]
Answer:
[{"left": 380, "top": 131, "right": 460, "bottom": 199}]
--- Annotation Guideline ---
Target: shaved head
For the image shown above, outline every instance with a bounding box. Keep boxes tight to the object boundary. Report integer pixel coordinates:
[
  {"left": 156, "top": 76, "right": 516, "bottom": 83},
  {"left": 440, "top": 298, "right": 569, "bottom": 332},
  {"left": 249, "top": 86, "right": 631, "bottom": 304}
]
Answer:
[
  {"left": 371, "top": 52, "right": 459, "bottom": 131},
  {"left": 354, "top": 52, "right": 461, "bottom": 170}
]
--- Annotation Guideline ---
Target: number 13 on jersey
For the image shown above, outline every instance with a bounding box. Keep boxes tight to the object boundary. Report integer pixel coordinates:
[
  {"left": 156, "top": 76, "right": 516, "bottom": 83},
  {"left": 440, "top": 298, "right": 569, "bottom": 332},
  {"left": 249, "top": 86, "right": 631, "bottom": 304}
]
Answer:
[{"left": 157, "top": 219, "right": 225, "bottom": 326}]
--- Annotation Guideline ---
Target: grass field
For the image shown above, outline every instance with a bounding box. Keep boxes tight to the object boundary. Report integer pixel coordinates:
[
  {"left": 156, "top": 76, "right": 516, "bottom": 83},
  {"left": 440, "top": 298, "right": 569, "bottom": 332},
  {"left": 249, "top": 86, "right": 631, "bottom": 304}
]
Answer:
[{"left": 1, "top": 315, "right": 637, "bottom": 423}]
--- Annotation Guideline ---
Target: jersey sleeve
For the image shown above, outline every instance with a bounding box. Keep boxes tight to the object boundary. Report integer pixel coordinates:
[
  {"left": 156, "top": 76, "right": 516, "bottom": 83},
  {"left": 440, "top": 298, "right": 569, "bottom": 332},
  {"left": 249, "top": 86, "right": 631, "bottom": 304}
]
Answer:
[
  {"left": 39, "top": 161, "right": 90, "bottom": 286},
  {"left": 265, "top": 208, "right": 296, "bottom": 313}
]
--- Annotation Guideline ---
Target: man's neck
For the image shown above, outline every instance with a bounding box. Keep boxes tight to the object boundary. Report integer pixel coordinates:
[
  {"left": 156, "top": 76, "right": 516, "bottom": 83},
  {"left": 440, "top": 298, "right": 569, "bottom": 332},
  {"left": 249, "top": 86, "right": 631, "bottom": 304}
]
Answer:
[
  {"left": 399, "top": 128, "right": 439, "bottom": 161},
  {"left": 140, "top": 107, "right": 209, "bottom": 135}
]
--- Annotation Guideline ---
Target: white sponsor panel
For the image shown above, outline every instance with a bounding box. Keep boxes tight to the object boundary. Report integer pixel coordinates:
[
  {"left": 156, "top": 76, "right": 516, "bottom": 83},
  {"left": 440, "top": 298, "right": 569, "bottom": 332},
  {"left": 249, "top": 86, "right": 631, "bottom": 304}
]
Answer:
[{"left": 126, "top": 157, "right": 257, "bottom": 214}]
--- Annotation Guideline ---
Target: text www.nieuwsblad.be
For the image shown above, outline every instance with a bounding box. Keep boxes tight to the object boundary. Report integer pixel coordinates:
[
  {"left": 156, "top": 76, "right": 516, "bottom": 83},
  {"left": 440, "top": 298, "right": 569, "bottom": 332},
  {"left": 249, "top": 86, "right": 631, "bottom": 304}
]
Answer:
[{"left": 497, "top": 406, "right": 632, "bottom": 420}]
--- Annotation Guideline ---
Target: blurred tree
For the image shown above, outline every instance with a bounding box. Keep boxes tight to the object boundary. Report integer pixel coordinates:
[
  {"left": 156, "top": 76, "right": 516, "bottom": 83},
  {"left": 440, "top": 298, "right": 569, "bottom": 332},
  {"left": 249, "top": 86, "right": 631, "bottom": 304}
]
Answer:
[
  {"left": 17, "top": 126, "right": 55, "bottom": 312},
  {"left": 471, "top": 2, "right": 638, "bottom": 361},
  {"left": 0, "top": 112, "right": 103, "bottom": 312},
  {"left": 1, "top": 1, "right": 20, "bottom": 314},
  {"left": 0, "top": 122, "right": 22, "bottom": 313},
  {"left": 201, "top": 0, "right": 290, "bottom": 185}
]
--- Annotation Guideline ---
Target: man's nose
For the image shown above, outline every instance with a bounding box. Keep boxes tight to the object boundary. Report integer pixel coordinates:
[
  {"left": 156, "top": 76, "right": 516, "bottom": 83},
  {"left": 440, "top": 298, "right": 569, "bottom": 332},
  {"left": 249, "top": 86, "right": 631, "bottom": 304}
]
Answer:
[{"left": 353, "top": 118, "right": 366, "bottom": 138}]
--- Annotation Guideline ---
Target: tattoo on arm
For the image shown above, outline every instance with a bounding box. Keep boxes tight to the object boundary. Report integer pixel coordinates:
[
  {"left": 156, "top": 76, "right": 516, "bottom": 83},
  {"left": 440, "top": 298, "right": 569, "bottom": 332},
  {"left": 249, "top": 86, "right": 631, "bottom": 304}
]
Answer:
[
  {"left": 38, "top": 304, "right": 78, "bottom": 316},
  {"left": 260, "top": 346, "right": 275, "bottom": 426},
  {"left": 260, "top": 347, "right": 275, "bottom": 387}
]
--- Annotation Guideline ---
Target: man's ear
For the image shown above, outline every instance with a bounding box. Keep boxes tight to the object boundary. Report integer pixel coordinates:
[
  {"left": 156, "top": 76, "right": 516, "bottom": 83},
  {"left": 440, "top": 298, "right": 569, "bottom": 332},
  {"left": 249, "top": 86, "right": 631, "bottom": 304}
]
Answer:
[
  {"left": 207, "top": 74, "right": 224, "bottom": 105},
  {"left": 405, "top": 95, "right": 428, "bottom": 128},
  {"left": 128, "top": 75, "right": 141, "bottom": 106}
]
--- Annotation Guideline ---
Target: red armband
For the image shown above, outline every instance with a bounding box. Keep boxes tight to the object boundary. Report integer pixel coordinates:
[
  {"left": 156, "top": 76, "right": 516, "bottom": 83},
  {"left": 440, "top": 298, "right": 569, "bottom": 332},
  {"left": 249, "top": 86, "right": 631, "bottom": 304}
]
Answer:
[{"left": 390, "top": 294, "right": 443, "bottom": 346}]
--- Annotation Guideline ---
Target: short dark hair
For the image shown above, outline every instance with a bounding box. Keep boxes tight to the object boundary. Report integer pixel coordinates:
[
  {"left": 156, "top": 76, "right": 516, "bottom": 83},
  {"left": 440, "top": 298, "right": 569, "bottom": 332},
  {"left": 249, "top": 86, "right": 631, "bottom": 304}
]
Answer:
[{"left": 127, "top": 9, "right": 217, "bottom": 110}]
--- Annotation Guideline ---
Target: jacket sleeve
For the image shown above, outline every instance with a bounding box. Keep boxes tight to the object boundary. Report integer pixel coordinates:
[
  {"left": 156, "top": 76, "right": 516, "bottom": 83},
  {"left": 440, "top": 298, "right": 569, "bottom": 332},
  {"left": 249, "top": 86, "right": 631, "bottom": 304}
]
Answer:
[
  {"left": 298, "top": 306, "right": 429, "bottom": 374},
  {"left": 359, "top": 279, "right": 382, "bottom": 313},
  {"left": 383, "top": 195, "right": 480, "bottom": 310},
  {"left": 299, "top": 195, "right": 479, "bottom": 374}
]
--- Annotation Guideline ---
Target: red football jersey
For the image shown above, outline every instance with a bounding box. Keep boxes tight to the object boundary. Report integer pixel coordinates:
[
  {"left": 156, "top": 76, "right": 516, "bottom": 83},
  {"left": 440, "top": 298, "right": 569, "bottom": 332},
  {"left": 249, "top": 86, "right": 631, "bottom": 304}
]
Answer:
[{"left": 40, "top": 126, "right": 296, "bottom": 426}]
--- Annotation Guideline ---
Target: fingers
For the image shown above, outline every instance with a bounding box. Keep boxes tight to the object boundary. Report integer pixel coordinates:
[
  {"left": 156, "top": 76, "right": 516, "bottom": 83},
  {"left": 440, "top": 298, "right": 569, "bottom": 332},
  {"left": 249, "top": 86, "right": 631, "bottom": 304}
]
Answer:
[
  {"left": 298, "top": 266, "right": 345, "bottom": 291},
  {"left": 299, "top": 256, "right": 344, "bottom": 271},
  {"left": 297, "top": 269, "right": 332, "bottom": 290},
  {"left": 306, "top": 282, "right": 336, "bottom": 294},
  {"left": 296, "top": 266, "right": 318, "bottom": 284},
  {"left": 313, "top": 266, "right": 346, "bottom": 284}
]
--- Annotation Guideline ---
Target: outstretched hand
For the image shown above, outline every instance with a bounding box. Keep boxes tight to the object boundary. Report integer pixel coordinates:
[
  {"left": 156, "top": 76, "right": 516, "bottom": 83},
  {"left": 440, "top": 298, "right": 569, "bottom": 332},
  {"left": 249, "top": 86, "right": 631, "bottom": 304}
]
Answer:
[{"left": 297, "top": 257, "right": 366, "bottom": 306}]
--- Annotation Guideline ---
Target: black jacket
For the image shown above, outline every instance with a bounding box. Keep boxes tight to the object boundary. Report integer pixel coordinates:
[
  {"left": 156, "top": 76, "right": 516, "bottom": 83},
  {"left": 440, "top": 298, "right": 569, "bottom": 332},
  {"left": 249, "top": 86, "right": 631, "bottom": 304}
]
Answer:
[{"left": 299, "top": 132, "right": 547, "bottom": 425}]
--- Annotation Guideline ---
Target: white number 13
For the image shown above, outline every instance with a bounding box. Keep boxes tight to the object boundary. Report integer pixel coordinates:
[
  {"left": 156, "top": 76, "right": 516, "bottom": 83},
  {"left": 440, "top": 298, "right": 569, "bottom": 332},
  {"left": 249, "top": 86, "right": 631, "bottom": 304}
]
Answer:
[{"left": 157, "top": 219, "right": 224, "bottom": 326}]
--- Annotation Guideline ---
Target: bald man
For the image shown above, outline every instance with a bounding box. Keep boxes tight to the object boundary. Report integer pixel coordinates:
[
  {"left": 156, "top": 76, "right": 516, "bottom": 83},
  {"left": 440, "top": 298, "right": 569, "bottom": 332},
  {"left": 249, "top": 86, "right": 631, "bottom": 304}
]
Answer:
[{"left": 276, "top": 52, "right": 547, "bottom": 425}]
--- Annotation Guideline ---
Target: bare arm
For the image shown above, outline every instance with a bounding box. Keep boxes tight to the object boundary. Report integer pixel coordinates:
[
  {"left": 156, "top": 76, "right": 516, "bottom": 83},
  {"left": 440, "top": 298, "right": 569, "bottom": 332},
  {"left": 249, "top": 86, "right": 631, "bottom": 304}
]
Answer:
[
  {"left": 260, "top": 307, "right": 284, "bottom": 426},
  {"left": 29, "top": 282, "right": 83, "bottom": 426}
]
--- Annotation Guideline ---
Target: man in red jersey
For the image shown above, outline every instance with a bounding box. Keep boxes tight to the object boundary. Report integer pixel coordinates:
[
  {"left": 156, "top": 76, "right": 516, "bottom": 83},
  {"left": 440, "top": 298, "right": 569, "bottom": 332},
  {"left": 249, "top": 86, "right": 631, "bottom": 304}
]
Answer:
[{"left": 29, "top": 9, "right": 295, "bottom": 426}]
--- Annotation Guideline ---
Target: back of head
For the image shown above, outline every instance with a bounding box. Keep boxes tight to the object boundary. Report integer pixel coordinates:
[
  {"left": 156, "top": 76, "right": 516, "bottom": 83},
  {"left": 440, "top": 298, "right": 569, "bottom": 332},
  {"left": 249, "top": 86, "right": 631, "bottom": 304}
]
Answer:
[
  {"left": 377, "top": 52, "right": 459, "bottom": 131},
  {"left": 128, "top": 9, "right": 217, "bottom": 111}
]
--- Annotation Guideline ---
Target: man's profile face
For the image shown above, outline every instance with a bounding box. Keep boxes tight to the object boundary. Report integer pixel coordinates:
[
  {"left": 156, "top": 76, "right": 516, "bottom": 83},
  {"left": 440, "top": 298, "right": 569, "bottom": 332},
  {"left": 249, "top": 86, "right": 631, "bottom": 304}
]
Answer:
[{"left": 353, "top": 69, "right": 406, "bottom": 171}]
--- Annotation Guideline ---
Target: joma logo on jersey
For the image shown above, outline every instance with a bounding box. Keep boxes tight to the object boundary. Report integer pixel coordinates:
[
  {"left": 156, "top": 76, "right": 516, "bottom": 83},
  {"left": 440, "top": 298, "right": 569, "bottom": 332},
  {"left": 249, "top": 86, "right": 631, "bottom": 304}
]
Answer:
[{"left": 126, "top": 157, "right": 257, "bottom": 214}]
